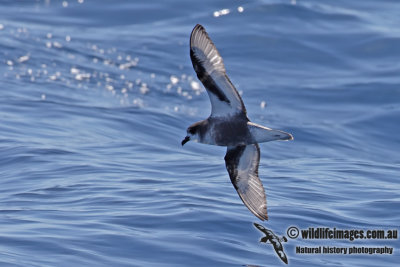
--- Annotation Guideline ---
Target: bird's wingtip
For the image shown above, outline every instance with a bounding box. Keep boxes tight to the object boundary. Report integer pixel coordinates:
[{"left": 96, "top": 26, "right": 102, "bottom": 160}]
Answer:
[
  {"left": 193, "top": 24, "right": 204, "bottom": 30},
  {"left": 191, "top": 24, "right": 204, "bottom": 36},
  {"left": 260, "top": 214, "right": 269, "bottom": 221},
  {"left": 254, "top": 210, "right": 268, "bottom": 221}
]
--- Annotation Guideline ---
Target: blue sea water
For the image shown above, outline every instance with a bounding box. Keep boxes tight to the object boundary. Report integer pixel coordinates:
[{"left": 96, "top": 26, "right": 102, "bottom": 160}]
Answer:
[{"left": 1, "top": 0, "right": 399, "bottom": 266}]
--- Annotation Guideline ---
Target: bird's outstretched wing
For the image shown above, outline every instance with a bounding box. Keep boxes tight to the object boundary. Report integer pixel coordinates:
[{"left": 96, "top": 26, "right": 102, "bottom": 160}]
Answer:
[
  {"left": 190, "top": 24, "right": 246, "bottom": 117},
  {"left": 224, "top": 144, "right": 268, "bottom": 220}
]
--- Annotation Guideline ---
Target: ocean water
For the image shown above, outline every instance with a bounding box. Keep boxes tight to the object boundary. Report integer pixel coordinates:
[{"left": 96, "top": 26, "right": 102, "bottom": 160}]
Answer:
[{"left": 1, "top": 0, "right": 399, "bottom": 266}]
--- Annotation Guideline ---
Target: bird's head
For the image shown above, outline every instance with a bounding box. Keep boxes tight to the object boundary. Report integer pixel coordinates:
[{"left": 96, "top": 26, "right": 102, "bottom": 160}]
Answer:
[{"left": 181, "top": 124, "right": 201, "bottom": 146}]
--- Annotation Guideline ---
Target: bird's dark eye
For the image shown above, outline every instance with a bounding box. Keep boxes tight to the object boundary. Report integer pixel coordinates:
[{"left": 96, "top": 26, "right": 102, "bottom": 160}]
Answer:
[{"left": 188, "top": 127, "right": 196, "bottom": 134}]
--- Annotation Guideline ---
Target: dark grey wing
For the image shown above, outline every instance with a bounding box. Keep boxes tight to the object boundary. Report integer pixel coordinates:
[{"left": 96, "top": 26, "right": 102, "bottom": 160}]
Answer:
[
  {"left": 254, "top": 222, "right": 268, "bottom": 233},
  {"left": 190, "top": 24, "right": 246, "bottom": 117},
  {"left": 273, "top": 244, "right": 288, "bottom": 264},
  {"left": 224, "top": 144, "right": 268, "bottom": 221}
]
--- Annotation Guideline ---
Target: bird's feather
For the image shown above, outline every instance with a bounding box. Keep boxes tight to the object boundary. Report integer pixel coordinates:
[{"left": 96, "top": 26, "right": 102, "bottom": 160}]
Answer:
[
  {"left": 190, "top": 24, "right": 246, "bottom": 117},
  {"left": 224, "top": 143, "right": 268, "bottom": 220}
]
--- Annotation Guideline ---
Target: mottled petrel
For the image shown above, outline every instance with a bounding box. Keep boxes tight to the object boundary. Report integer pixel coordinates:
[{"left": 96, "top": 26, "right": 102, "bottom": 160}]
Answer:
[
  {"left": 182, "top": 24, "right": 293, "bottom": 221},
  {"left": 254, "top": 223, "right": 288, "bottom": 264}
]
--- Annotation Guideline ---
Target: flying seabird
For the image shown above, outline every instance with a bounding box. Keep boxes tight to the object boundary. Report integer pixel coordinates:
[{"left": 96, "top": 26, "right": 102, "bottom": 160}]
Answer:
[
  {"left": 182, "top": 24, "right": 293, "bottom": 221},
  {"left": 254, "top": 223, "right": 288, "bottom": 264}
]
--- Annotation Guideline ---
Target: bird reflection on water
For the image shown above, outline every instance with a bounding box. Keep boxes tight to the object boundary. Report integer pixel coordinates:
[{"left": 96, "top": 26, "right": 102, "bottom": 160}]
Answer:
[{"left": 253, "top": 223, "right": 288, "bottom": 264}]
